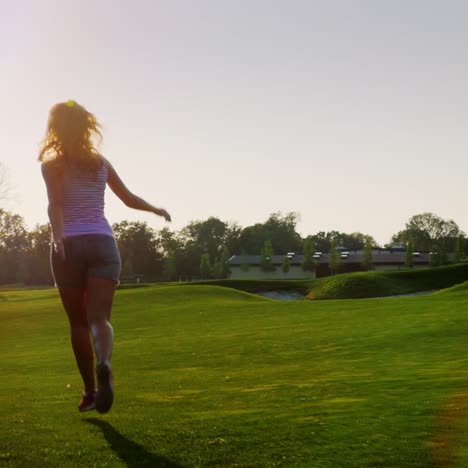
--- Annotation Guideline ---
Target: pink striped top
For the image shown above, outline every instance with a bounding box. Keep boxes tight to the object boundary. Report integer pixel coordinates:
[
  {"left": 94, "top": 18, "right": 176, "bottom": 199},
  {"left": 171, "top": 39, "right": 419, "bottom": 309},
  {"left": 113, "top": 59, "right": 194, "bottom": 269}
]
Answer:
[{"left": 62, "top": 161, "right": 113, "bottom": 238}]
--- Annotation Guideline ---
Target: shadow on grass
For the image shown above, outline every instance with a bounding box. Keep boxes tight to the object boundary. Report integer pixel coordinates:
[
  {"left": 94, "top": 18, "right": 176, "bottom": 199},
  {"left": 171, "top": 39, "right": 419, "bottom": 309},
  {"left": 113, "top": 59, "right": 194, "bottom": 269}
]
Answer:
[{"left": 85, "top": 418, "right": 185, "bottom": 467}]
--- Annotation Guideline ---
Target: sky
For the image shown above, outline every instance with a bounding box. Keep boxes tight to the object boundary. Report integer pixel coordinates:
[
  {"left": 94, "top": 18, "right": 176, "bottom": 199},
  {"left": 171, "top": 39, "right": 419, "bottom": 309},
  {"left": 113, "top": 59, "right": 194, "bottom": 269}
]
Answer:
[{"left": 1, "top": 0, "right": 467, "bottom": 246}]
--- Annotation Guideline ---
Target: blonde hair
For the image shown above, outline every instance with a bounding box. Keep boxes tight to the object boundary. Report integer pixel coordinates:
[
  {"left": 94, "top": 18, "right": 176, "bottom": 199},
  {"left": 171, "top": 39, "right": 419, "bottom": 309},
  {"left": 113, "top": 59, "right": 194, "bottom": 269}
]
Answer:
[{"left": 38, "top": 100, "right": 103, "bottom": 171}]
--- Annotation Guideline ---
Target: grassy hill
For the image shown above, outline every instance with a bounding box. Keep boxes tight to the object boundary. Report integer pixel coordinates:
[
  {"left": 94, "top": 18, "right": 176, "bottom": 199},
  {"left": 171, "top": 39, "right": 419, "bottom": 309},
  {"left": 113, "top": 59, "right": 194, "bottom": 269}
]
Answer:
[
  {"left": 190, "top": 263, "right": 468, "bottom": 300},
  {"left": 1, "top": 284, "right": 468, "bottom": 466}
]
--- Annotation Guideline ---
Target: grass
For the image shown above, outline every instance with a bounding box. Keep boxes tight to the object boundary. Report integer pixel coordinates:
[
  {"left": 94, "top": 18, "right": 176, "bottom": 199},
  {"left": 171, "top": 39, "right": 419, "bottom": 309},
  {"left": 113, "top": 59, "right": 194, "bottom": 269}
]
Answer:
[
  {"left": 1, "top": 283, "right": 468, "bottom": 466},
  {"left": 192, "top": 263, "right": 468, "bottom": 300}
]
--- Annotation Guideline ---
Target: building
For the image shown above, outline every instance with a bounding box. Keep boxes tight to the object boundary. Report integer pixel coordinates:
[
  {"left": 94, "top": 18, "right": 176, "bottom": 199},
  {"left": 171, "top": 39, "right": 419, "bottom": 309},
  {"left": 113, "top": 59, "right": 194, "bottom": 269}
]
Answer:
[{"left": 227, "top": 248, "right": 437, "bottom": 279}]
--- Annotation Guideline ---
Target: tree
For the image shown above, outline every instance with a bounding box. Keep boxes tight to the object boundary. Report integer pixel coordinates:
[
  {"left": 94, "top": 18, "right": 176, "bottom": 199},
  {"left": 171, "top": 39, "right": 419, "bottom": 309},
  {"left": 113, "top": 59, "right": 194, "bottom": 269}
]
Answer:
[
  {"left": 361, "top": 237, "right": 373, "bottom": 270},
  {"left": 0, "top": 210, "right": 28, "bottom": 252},
  {"left": 0, "top": 210, "right": 29, "bottom": 284},
  {"left": 156, "top": 227, "right": 187, "bottom": 280},
  {"left": 430, "top": 244, "right": 443, "bottom": 267},
  {"left": 328, "top": 239, "right": 342, "bottom": 275},
  {"left": 212, "top": 259, "right": 224, "bottom": 279},
  {"left": 282, "top": 255, "right": 291, "bottom": 276},
  {"left": 405, "top": 240, "right": 414, "bottom": 268},
  {"left": 212, "top": 246, "right": 230, "bottom": 279},
  {"left": 162, "top": 256, "right": 177, "bottom": 281},
  {"left": 224, "top": 222, "right": 243, "bottom": 257},
  {"left": 239, "top": 212, "right": 302, "bottom": 254},
  {"left": 454, "top": 235, "right": 465, "bottom": 263},
  {"left": 24, "top": 223, "right": 54, "bottom": 285},
  {"left": 113, "top": 221, "right": 162, "bottom": 279},
  {"left": 309, "top": 231, "right": 337, "bottom": 253},
  {"left": 346, "top": 232, "right": 378, "bottom": 250},
  {"left": 156, "top": 227, "right": 181, "bottom": 256},
  {"left": 391, "top": 213, "right": 463, "bottom": 252},
  {"left": 179, "top": 217, "right": 229, "bottom": 279},
  {"left": 181, "top": 217, "right": 228, "bottom": 262},
  {"left": 263, "top": 212, "right": 302, "bottom": 254},
  {"left": 308, "top": 231, "right": 377, "bottom": 253},
  {"left": 219, "top": 245, "right": 231, "bottom": 278},
  {"left": 260, "top": 240, "right": 275, "bottom": 272},
  {"left": 200, "top": 253, "right": 212, "bottom": 279},
  {"left": 301, "top": 237, "right": 317, "bottom": 272}
]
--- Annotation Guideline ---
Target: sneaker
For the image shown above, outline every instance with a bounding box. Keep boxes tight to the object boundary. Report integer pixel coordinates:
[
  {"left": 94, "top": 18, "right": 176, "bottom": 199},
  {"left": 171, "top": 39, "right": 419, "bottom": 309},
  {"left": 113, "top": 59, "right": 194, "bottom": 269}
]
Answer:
[
  {"left": 78, "top": 390, "right": 96, "bottom": 413},
  {"left": 96, "top": 362, "right": 114, "bottom": 414}
]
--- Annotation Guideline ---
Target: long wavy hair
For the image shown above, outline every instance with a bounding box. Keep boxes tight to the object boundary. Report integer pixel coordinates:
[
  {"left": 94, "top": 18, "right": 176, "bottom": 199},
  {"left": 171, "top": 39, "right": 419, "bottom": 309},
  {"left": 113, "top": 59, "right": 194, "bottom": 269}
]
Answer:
[{"left": 38, "top": 100, "right": 103, "bottom": 171}]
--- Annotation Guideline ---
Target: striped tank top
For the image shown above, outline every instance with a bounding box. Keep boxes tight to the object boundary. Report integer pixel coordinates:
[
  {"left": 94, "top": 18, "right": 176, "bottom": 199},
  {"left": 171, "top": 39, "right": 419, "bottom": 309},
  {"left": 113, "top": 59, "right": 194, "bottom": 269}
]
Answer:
[{"left": 62, "top": 161, "right": 113, "bottom": 238}]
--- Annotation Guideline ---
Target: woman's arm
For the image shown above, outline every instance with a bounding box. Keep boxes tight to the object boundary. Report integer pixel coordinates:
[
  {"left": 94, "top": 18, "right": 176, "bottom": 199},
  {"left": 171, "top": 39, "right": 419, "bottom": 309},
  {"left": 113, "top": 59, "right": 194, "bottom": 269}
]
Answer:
[
  {"left": 41, "top": 162, "right": 66, "bottom": 258},
  {"left": 105, "top": 159, "right": 171, "bottom": 222}
]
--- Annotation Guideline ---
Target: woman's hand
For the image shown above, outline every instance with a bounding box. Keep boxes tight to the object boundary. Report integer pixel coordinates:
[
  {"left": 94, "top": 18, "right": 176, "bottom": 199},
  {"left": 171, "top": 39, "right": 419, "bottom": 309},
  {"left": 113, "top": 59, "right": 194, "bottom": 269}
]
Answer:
[
  {"left": 54, "top": 239, "right": 66, "bottom": 260},
  {"left": 156, "top": 208, "right": 171, "bottom": 222}
]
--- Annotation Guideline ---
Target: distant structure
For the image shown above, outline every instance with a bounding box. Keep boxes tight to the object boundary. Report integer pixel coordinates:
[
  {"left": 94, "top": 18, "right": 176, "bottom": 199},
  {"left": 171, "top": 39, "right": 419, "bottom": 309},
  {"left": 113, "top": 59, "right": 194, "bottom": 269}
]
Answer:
[{"left": 227, "top": 247, "right": 441, "bottom": 280}]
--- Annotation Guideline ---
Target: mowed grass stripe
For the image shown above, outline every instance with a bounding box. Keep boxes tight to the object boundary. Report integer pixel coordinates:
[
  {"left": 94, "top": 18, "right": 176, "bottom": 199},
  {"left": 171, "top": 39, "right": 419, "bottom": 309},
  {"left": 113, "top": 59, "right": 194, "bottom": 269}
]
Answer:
[{"left": 0, "top": 285, "right": 467, "bottom": 467}]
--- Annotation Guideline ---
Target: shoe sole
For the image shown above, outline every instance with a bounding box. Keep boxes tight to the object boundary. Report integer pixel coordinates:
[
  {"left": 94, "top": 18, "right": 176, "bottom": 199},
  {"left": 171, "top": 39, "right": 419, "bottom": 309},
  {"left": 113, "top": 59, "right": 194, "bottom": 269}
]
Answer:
[
  {"left": 79, "top": 403, "right": 96, "bottom": 413},
  {"left": 96, "top": 362, "right": 114, "bottom": 414}
]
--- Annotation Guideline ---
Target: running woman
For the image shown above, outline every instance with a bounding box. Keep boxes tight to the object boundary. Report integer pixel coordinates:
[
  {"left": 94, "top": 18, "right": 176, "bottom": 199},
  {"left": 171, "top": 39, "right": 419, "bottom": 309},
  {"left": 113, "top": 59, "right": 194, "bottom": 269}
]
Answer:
[{"left": 39, "top": 100, "right": 171, "bottom": 413}]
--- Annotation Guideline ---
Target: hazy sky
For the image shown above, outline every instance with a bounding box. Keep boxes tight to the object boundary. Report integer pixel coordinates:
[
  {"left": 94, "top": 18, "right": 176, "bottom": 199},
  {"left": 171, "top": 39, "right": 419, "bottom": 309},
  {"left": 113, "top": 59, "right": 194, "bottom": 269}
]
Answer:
[{"left": 1, "top": 0, "right": 467, "bottom": 245}]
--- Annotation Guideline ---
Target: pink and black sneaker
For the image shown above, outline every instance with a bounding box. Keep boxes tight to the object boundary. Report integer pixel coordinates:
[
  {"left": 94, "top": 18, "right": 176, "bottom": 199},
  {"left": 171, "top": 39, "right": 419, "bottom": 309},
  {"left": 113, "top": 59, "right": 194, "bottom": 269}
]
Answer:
[{"left": 78, "top": 390, "right": 96, "bottom": 413}]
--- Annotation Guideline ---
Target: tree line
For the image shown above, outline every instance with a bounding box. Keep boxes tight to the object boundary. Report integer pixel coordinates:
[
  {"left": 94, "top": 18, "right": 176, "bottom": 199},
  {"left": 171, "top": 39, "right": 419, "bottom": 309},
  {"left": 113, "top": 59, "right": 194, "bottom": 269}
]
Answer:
[{"left": 0, "top": 210, "right": 465, "bottom": 285}]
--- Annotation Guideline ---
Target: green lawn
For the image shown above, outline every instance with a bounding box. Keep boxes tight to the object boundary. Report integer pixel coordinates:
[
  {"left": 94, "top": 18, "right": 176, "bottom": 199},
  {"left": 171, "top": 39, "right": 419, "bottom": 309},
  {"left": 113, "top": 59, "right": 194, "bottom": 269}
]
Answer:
[
  {"left": 191, "top": 263, "right": 468, "bottom": 300},
  {"left": 1, "top": 284, "right": 468, "bottom": 467}
]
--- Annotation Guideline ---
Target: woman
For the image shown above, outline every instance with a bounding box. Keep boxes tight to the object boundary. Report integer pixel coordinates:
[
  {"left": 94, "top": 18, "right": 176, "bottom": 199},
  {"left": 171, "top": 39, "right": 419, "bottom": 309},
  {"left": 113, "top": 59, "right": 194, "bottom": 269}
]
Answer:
[{"left": 39, "top": 100, "right": 171, "bottom": 413}]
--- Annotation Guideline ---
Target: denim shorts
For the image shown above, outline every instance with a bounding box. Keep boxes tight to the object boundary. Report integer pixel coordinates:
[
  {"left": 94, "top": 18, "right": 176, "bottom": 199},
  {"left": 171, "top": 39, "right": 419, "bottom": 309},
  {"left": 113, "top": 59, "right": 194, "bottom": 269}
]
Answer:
[{"left": 51, "top": 234, "right": 121, "bottom": 288}]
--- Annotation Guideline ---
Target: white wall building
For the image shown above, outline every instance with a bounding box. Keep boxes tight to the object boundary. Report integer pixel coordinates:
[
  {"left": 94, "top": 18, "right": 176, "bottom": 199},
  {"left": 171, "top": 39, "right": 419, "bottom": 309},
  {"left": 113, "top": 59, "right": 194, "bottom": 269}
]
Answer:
[{"left": 227, "top": 249, "right": 436, "bottom": 279}]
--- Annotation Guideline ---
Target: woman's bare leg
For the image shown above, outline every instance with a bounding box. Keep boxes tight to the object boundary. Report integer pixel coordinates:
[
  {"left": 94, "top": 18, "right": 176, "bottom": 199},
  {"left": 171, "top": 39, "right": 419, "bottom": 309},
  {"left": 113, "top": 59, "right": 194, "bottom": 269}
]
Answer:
[
  {"left": 86, "top": 277, "right": 116, "bottom": 364},
  {"left": 58, "top": 286, "right": 95, "bottom": 392},
  {"left": 86, "top": 277, "right": 117, "bottom": 413}
]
